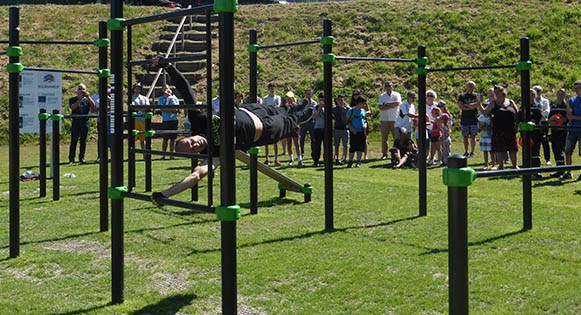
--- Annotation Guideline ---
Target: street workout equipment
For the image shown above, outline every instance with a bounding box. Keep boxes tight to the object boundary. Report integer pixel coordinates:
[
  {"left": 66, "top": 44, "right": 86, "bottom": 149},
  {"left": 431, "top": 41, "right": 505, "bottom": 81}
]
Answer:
[{"left": 6, "top": 9, "right": 110, "bottom": 260}]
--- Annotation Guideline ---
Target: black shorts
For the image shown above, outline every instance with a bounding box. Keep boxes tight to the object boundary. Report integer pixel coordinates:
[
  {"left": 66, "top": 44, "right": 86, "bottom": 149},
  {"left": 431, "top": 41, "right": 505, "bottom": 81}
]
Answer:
[
  {"left": 349, "top": 131, "right": 366, "bottom": 153},
  {"left": 162, "top": 120, "right": 178, "bottom": 140}
]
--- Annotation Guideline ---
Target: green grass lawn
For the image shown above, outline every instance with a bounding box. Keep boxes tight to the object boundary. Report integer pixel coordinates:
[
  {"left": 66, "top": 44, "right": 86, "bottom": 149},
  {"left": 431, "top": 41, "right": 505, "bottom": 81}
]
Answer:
[{"left": 0, "top": 138, "right": 579, "bottom": 314}]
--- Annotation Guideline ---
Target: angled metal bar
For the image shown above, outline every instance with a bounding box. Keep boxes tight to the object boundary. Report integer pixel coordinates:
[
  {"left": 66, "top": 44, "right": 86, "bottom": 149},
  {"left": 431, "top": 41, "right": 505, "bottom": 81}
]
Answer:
[
  {"left": 335, "top": 56, "right": 416, "bottom": 63},
  {"left": 122, "top": 5, "right": 214, "bottom": 26}
]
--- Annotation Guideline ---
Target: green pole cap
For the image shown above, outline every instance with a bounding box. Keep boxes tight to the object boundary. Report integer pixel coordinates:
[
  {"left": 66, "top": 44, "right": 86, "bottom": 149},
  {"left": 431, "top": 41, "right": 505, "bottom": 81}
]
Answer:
[
  {"left": 6, "top": 63, "right": 24, "bottom": 73},
  {"left": 416, "top": 67, "right": 428, "bottom": 75},
  {"left": 108, "top": 186, "right": 128, "bottom": 200},
  {"left": 131, "top": 112, "right": 141, "bottom": 118},
  {"left": 515, "top": 61, "right": 532, "bottom": 71},
  {"left": 322, "top": 53, "right": 336, "bottom": 63},
  {"left": 278, "top": 182, "right": 286, "bottom": 191},
  {"left": 216, "top": 204, "right": 241, "bottom": 221},
  {"left": 107, "top": 18, "right": 126, "bottom": 31},
  {"left": 6, "top": 46, "right": 22, "bottom": 57},
  {"left": 442, "top": 167, "right": 477, "bottom": 187},
  {"left": 142, "top": 112, "right": 154, "bottom": 119},
  {"left": 320, "top": 36, "right": 334, "bottom": 45},
  {"left": 93, "top": 38, "right": 110, "bottom": 48},
  {"left": 132, "top": 129, "right": 140, "bottom": 136},
  {"left": 51, "top": 114, "right": 64, "bottom": 121},
  {"left": 38, "top": 113, "right": 51, "bottom": 121},
  {"left": 97, "top": 69, "right": 110, "bottom": 78},
  {"left": 144, "top": 130, "right": 156, "bottom": 138},
  {"left": 248, "top": 147, "right": 260, "bottom": 155},
  {"left": 247, "top": 44, "right": 259, "bottom": 53},
  {"left": 415, "top": 57, "right": 429, "bottom": 66},
  {"left": 214, "top": 0, "right": 238, "bottom": 13},
  {"left": 519, "top": 121, "right": 535, "bottom": 132},
  {"left": 301, "top": 183, "right": 313, "bottom": 195}
]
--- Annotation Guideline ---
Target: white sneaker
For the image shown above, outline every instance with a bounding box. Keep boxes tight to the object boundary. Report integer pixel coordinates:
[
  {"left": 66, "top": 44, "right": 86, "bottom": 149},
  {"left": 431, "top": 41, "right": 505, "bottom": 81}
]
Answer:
[{"left": 546, "top": 160, "right": 552, "bottom": 165}]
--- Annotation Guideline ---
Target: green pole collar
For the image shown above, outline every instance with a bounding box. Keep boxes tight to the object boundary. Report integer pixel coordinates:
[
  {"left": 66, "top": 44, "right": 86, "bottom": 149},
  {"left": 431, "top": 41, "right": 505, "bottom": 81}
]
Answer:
[
  {"left": 131, "top": 112, "right": 141, "bottom": 118},
  {"left": 93, "top": 38, "right": 110, "bottom": 48},
  {"left": 322, "top": 53, "right": 336, "bottom": 63},
  {"left": 515, "top": 61, "right": 532, "bottom": 71},
  {"left": 415, "top": 57, "right": 429, "bottom": 66},
  {"left": 320, "top": 36, "right": 334, "bottom": 45},
  {"left": 6, "top": 46, "right": 22, "bottom": 57},
  {"left": 248, "top": 44, "right": 259, "bottom": 53},
  {"left": 108, "top": 186, "right": 128, "bottom": 200},
  {"left": 442, "top": 167, "right": 476, "bottom": 187},
  {"left": 216, "top": 205, "right": 241, "bottom": 221},
  {"left": 97, "top": 69, "right": 110, "bottom": 78},
  {"left": 248, "top": 147, "right": 260, "bottom": 155},
  {"left": 51, "top": 114, "right": 64, "bottom": 121},
  {"left": 38, "top": 113, "right": 51, "bottom": 121},
  {"left": 416, "top": 67, "right": 428, "bottom": 75},
  {"left": 142, "top": 112, "right": 154, "bottom": 119},
  {"left": 6, "top": 63, "right": 24, "bottom": 73},
  {"left": 301, "top": 184, "right": 313, "bottom": 195},
  {"left": 107, "top": 18, "right": 126, "bottom": 31},
  {"left": 144, "top": 130, "right": 156, "bottom": 138},
  {"left": 132, "top": 129, "right": 140, "bottom": 136},
  {"left": 519, "top": 121, "right": 535, "bottom": 132},
  {"left": 214, "top": 0, "right": 238, "bottom": 13}
]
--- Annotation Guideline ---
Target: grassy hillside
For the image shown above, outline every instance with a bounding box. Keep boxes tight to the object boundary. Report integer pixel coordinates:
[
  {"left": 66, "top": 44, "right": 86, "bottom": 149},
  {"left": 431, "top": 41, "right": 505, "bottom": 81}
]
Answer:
[{"left": 1, "top": 0, "right": 581, "bottom": 143}]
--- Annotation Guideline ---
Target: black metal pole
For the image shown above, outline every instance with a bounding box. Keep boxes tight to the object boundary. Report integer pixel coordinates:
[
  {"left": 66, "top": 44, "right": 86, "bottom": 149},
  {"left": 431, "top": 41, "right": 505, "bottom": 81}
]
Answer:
[
  {"left": 520, "top": 37, "right": 532, "bottom": 230},
  {"left": 206, "top": 9, "right": 213, "bottom": 207},
  {"left": 447, "top": 155, "right": 469, "bottom": 315},
  {"left": 145, "top": 115, "right": 152, "bottom": 192},
  {"left": 250, "top": 148, "right": 258, "bottom": 215},
  {"left": 52, "top": 110, "right": 61, "bottom": 202},
  {"left": 127, "top": 26, "right": 136, "bottom": 191},
  {"left": 8, "top": 6, "right": 20, "bottom": 258},
  {"left": 323, "top": 18, "right": 334, "bottom": 231},
  {"left": 417, "top": 46, "right": 427, "bottom": 216},
  {"left": 39, "top": 109, "right": 47, "bottom": 198},
  {"left": 98, "top": 20, "right": 109, "bottom": 232},
  {"left": 218, "top": 8, "right": 237, "bottom": 315},
  {"left": 249, "top": 28, "right": 257, "bottom": 103},
  {"left": 191, "top": 158, "right": 199, "bottom": 201},
  {"left": 110, "top": 0, "right": 125, "bottom": 304}
]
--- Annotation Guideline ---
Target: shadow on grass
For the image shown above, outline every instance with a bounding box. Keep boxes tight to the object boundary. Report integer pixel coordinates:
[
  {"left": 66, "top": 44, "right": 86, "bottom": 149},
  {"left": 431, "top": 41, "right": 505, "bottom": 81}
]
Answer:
[
  {"left": 238, "top": 197, "right": 302, "bottom": 210},
  {"left": 54, "top": 302, "right": 112, "bottom": 315},
  {"left": 419, "top": 228, "right": 529, "bottom": 256},
  {"left": 532, "top": 179, "right": 565, "bottom": 188},
  {"left": 187, "top": 215, "right": 421, "bottom": 255},
  {"left": 131, "top": 293, "right": 197, "bottom": 315}
]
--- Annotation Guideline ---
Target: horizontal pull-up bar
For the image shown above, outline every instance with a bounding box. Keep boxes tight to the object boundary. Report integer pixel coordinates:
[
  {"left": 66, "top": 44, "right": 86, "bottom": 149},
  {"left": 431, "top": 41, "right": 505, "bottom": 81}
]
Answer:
[
  {"left": 476, "top": 164, "right": 581, "bottom": 178},
  {"left": 123, "top": 4, "right": 214, "bottom": 27},
  {"left": 429, "top": 64, "right": 515, "bottom": 72},
  {"left": 129, "top": 54, "right": 208, "bottom": 66},
  {"left": 139, "top": 130, "right": 192, "bottom": 135},
  {"left": 24, "top": 67, "right": 98, "bottom": 75},
  {"left": 63, "top": 114, "right": 100, "bottom": 119},
  {"left": 123, "top": 191, "right": 215, "bottom": 213},
  {"left": 133, "top": 148, "right": 208, "bottom": 160},
  {"left": 0, "top": 40, "right": 95, "bottom": 45},
  {"left": 259, "top": 39, "right": 320, "bottom": 50},
  {"left": 130, "top": 104, "right": 207, "bottom": 110},
  {"left": 335, "top": 56, "right": 416, "bottom": 63}
]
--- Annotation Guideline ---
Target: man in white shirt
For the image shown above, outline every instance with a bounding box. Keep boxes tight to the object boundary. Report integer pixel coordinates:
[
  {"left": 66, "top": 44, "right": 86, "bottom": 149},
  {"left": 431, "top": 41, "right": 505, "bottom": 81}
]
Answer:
[
  {"left": 395, "top": 92, "right": 417, "bottom": 138},
  {"left": 262, "top": 82, "right": 282, "bottom": 165},
  {"left": 377, "top": 81, "right": 401, "bottom": 159},
  {"left": 533, "top": 85, "right": 551, "bottom": 165}
]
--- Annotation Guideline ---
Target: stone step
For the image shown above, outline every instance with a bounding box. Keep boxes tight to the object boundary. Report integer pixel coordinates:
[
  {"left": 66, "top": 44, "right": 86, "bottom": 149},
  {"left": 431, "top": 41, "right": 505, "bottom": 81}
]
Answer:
[
  {"left": 163, "top": 23, "right": 217, "bottom": 33},
  {"left": 152, "top": 40, "right": 208, "bottom": 52}
]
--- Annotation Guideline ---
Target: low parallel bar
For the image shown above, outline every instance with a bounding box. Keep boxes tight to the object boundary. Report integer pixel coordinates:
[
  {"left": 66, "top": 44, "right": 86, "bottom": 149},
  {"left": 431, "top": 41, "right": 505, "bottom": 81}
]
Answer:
[
  {"left": 133, "top": 148, "right": 208, "bottom": 159},
  {"left": 259, "top": 39, "right": 320, "bottom": 50},
  {"left": 123, "top": 191, "right": 215, "bottom": 213},
  {"left": 0, "top": 40, "right": 94, "bottom": 45},
  {"left": 129, "top": 54, "right": 208, "bottom": 66},
  {"left": 429, "top": 64, "right": 514, "bottom": 72},
  {"left": 476, "top": 164, "right": 581, "bottom": 178},
  {"left": 63, "top": 114, "right": 99, "bottom": 119},
  {"left": 135, "top": 130, "right": 191, "bottom": 135},
  {"left": 335, "top": 56, "right": 416, "bottom": 63},
  {"left": 122, "top": 5, "right": 214, "bottom": 26},
  {"left": 24, "top": 67, "right": 98, "bottom": 75},
  {"left": 130, "top": 104, "right": 207, "bottom": 110},
  {"left": 532, "top": 125, "right": 581, "bottom": 131}
]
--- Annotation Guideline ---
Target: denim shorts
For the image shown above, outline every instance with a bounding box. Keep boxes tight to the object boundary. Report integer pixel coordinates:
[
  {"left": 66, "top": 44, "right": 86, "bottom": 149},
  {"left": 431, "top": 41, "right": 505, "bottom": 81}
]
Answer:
[
  {"left": 461, "top": 124, "right": 478, "bottom": 137},
  {"left": 564, "top": 131, "right": 581, "bottom": 155}
]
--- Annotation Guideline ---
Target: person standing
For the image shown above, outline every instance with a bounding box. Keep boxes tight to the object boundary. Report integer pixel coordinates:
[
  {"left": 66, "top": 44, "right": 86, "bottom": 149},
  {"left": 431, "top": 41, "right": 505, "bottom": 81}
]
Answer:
[
  {"left": 346, "top": 96, "right": 367, "bottom": 168},
  {"left": 131, "top": 82, "right": 150, "bottom": 149},
  {"left": 395, "top": 92, "right": 417, "bottom": 138},
  {"left": 211, "top": 88, "right": 220, "bottom": 116},
  {"left": 377, "top": 81, "right": 401, "bottom": 160},
  {"left": 332, "top": 95, "right": 349, "bottom": 165},
  {"left": 548, "top": 88, "right": 569, "bottom": 177},
  {"left": 560, "top": 80, "right": 581, "bottom": 180},
  {"left": 158, "top": 84, "right": 180, "bottom": 159},
  {"left": 68, "top": 83, "right": 95, "bottom": 165},
  {"left": 311, "top": 93, "right": 326, "bottom": 167},
  {"left": 299, "top": 88, "right": 317, "bottom": 162},
  {"left": 262, "top": 82, "right": 282, "bottom": 165},
  {"left": 457, "top": 81, "right": 480, "bottom": 158},
  {"left": 532, "top": 85, "right": 552, "bottom": 165}
]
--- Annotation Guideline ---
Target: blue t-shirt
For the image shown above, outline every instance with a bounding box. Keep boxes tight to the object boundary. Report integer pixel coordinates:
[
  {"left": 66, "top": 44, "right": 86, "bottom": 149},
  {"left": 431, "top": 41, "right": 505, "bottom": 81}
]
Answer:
[
  {"left": 569, "top": 96, "right": 581, "bottom": 126},
  {"left": 347, "top": 107, "right": 366, "bottom": 132},
  {"left": 158, "top": 95, "right": 180, "bottom": 121}
]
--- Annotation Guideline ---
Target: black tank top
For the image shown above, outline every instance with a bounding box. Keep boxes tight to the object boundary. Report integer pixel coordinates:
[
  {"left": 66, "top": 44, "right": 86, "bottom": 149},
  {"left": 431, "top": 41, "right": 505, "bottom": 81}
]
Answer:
[{"left": 492, "top": 100, "right": 518, "bottom": 134}]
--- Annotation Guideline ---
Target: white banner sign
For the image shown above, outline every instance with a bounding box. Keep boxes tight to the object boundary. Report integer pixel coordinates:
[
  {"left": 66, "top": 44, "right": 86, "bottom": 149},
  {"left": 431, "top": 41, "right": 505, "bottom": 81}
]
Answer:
[{"left": 19, "top": 70, "right": 62, "bottom": 134}]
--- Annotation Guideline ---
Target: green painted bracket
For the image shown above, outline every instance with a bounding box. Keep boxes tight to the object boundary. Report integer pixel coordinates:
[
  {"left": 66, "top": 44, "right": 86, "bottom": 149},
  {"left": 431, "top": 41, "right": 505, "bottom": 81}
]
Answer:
[
  {"left": 108, "top": 186, "right": 128, "bottom": 200},
  {"left": 216, "top": 204, "right": 241, "bottom": 221},
  {"left": 519, "top": 121, "right": 535, "bottom": 132},
  {"left": 142, "top": 112, "right": 154, "bottom": 119},
  {"left": 107, "top": 18, "right": 126, "bottom": 31},
  {"left": 6, "top": 63, "right": 24, "bottom": 73},
  {"left": 515, "top": 61, "right": 532, "bottom": 71},
  {"left": 416, "top": 67, "right": 428, "bottom": 75},
  {"left": 248, "top": 147, "right": 260, "bottom": 155},
  {"left": 93, "top": 38, "right": 110, "bottom": 48},
  {"left": 322, "top": 53, "right": 336, "bottom": 63},
  {"left": 301, "top": 183, "right": 313, "bottom": 195},
  {"left": 51, "top": 114, "right": 64, "bottom": 121},
  {"left": 442, "top": 167, "right": 476, "bottom": 187},
  {"left": 248, "top": 44, "right": 259, "bottom": 53},
  {"left": 6, "top": 46, "right": 22, "bottom": 57},
  {"left": 132, "top": 129, "right": 140, "bottom": 136},
  {"left": 415, "top": 57, "right": 429, "bottom": 66},
  {"left": 38, "top": 113, "right": 51, "bottom": 121},
  {"left": 320, "top": 36, "right": 334, "bottom": 45},
  {"left": 97, "top": 69, "right": 110, "bottom": 78},
  {"left": 214, "top": 0, "right": 238, "bottom": 13},
  {"left": 144, "top": 130, "right": 156, "bottom": 138}
]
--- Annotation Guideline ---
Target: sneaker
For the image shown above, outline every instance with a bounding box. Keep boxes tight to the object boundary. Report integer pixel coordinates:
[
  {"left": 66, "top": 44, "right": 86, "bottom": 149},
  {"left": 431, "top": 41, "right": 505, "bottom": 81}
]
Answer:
[
  {"left": 335, "top": 159, "right": 340, "bottom": 165},
  {"left": 356, "top": 161, "right": 362, "bottom": 168},
  {"left": 339, "top": 160, "right": 346, "bottom": 165},
  {"left": 79, "top": 159, "right": 87, "bottom": 165},
  {"left": 468, "top": 152, "right": 475, "bottom": 158},
  {"left": 289, "top": 159, "right": 294, "bottom": 166},
  {"left": 68, "top": 161, "right": 74, "bottom": 166},
  {"left": 463, "top": 152, "right": 469, "bottom": 157},
  {"left": 546, "top": 160, "right": 552, "bottom": 165},
  {"left": 381, "top": 154, "right": 388, "bottom": 160},
  {"left": 346, "top": 161, "right": 353, "bottom": 168},
  {"left": 275, "top": 160, "right": 281, "bottom": 166},
  {"left": 313, "top": 162, "right": 320, "bottom": 167},
  {"left": 550, "top": 172, "right": 563, "bottom": 178},
  {"left": 559, "top": 172, "right": 572, "bottom": 180},
  {"left": 533, "top": 173, "right": 543, "bottom": 180},
  {"left": 298, "top": 160, "right": 304, "bottom": 167},
  {"left": 264, "top": 160, "right": 270, "bottom": 165}
]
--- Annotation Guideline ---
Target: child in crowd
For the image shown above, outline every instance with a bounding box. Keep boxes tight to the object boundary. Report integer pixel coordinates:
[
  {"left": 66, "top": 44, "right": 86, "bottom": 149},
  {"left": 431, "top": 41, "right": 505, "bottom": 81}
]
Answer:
[
  {"left": 478, "top": 112, "right": 495, "bottom": 170},
  {"left": 428, "top": 107, "right": 443, "bottom": 166},
  {"left": 437, "top": 101, "right": 452, "bottom": 166},
  {"left": 346, "top": 96, "right": 367, "bottom": 168}
]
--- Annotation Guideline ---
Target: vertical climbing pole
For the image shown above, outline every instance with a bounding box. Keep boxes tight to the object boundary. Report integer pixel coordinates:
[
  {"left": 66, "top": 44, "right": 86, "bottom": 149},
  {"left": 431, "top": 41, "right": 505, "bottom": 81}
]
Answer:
[
  {"left": 416, "top": 47, "right": 428, "bottom": 216},
  {"left": 322, "top": 18, "right": 334, "bottom": 231},
  {"left": 39, "top": 109, "right": 49, "bottom": 198},
  {"left": 97, "top": 21, "right": 110, "bottom": 232},
  {"left": 248, "top": 28, "right": 258, "bottom": 104},
  {"left": 519, "top": 37, "right": 532, "bottom": 230}
]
